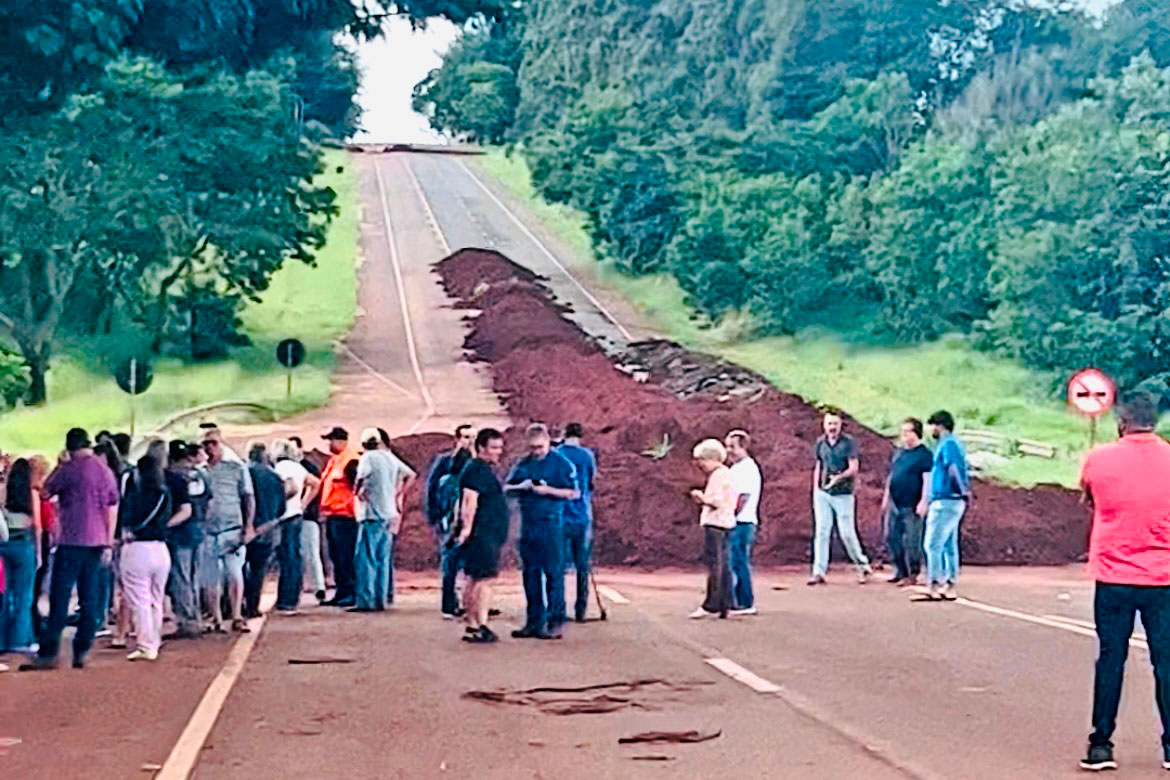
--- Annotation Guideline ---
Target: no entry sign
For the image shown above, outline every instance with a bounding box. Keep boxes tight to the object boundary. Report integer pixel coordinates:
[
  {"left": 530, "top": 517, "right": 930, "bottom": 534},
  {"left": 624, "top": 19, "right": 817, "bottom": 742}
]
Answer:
[{"left": 1067, "top": 369, "right": 1115, "bottom": 417}]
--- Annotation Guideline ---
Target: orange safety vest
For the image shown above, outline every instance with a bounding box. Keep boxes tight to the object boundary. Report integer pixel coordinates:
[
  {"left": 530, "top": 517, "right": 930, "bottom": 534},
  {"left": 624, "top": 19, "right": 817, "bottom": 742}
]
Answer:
[{"left": 319, "top": 447, "right": 360, "bottom": 518}]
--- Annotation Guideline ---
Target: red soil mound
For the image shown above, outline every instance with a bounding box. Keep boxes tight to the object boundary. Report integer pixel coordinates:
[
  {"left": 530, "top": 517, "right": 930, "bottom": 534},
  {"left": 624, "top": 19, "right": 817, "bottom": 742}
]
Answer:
[{"left": 391, "top": 248, "right": 1090, "bottom": 571}]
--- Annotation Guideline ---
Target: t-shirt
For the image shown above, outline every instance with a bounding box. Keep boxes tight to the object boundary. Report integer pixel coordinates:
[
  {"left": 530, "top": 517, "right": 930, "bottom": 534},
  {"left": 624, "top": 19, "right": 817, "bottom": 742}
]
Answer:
[
  {"left": 888, "top": 445, "right": 933, "bottom": 509},
  {"left": 356, "top": 449, "right": 415, "bottom": 522},
  {"left": 700, "top": 465, "right": 737, "bottom": 529},
  {"left": 1082, "top": 433, "right": 1170, "bottom": 586},
  {"left": 44, "top": 453, "right": 120, "bottom": 547},
  {"left": 507, "top": 451, "right": 577, "bottom": 525},
  {"left": 206, "top": 460, "right": 252, "bottom": 534},
  {"left": 121, "top": 482, "right": 172, "bottom": 543},
  {"left": 274, "top": 459, "right": 310, "bottom": 519},
  {"left": 930, "top": 434, "right": 970, "bottom": 501},
  {"left": 814, "top": 435, "right": 859, "bottom": 496},
  {"left": 557, "top": 443, "right": 597, "bottom": 526},
  {"left": 459, "top": 458, "right": 508, "bottom": 545},
  {"left": 167, "top": 467, "right": 208, "bottom": 547},
  {"left": 249, "top": 464, "right": 287, "bottom": 530},
  {"left": 729, "top": 457, "right": 762, "bottom": 524}
]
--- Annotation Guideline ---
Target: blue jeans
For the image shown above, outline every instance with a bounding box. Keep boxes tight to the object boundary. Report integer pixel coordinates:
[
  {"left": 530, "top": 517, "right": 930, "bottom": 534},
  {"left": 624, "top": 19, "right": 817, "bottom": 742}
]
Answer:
[
  {"left": 729, "top": 522, "right": 757, "bottom": 610},
  {"left": 166, "top": 543, "right": 201, "bottom": 632},
  {"left": 885, "top": 506, "right": 924, "bottom": 581},
  {"left": 520, "top": 521, "right": 565, "bottom": 632},
  {"left": 563, "top": 522, "right": 592, "bottom": 621},
  {"left": 0, "top": 535, "right": 37, "bottom": 650},
  {"left": 355, "top": 521, "right": 390, "bottom": 610},
  {"left": 438, "top": 534, "right": 460, "bottom": 615},
  {"left": 276, "top": 517, "right": 303, "bottom": 610},
  {"left": 811, "top": 491, "right": 870, "bottom": 577},
  {"left": 386, "top": 533, "right": 397, "bottom": 604},
  {"left": 924, "top": 499, "right": 965, "bottom": 586},
  {"left": 39, "top": 545, "right": 107, "bottom": 663}
]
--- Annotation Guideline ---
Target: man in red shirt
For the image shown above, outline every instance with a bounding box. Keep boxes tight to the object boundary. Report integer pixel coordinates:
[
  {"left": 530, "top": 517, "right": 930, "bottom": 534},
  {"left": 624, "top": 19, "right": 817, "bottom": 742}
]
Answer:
[{"left": 1079, "top": 392, "right": 1170, "bottom": 772}]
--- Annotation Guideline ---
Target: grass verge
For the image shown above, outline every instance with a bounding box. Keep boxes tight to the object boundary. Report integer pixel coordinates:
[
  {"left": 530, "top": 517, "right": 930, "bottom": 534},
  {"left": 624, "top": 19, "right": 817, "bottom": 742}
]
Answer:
[{"left": 0, "top": 149, "right": 358, "bottom": 455}]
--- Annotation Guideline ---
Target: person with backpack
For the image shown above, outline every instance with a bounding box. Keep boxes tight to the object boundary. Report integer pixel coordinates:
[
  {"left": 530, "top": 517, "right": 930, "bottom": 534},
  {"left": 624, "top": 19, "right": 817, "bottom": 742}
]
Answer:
[{"left": 425, "top": 424, "right": 476, "bottom": 619}]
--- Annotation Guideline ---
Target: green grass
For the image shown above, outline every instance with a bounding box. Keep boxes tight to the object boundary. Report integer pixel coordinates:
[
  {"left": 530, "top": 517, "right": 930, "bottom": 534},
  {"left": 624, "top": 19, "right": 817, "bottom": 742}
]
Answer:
[
  {"left": 0, "top": 149, "right": 358, "bottom": 455},
  {"left": 472, "top": 148, "right": 1110, "bottom": 487}
]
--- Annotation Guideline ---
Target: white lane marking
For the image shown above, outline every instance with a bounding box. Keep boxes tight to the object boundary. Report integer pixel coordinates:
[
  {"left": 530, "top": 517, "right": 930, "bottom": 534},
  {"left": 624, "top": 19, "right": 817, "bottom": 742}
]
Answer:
[
  {"left": 705, "top": 657, "right": 782, "bottom": 694},
  {"left": 402, "top": 156, "right": 452, "bottom": 255},
  {"left": 339, "top": 343, "right": 420, "bottom": 400},
  {"left": 373, "top": 157, "right": 437, "bottom": 435},
  {"left": 455, "top": 158, "right": 635, "bottom": 342},
  {"left": 957, "top": 597, "right": 1149, "bottom": 651},
  {"left": 596, "top": 585, "right": 630, "bottom": 604},
  {"left": 1041, "top": 613, "right": 1148, "bottom": 644},
  {"left": 156, "top": 591, "right": 276, "bottom": 780}
]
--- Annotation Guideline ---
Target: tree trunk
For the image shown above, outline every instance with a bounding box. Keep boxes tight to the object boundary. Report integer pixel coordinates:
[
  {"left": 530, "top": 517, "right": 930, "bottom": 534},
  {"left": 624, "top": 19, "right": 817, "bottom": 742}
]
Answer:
[{"left": 25, "top": 342, "right": 49, "bottom": 405}]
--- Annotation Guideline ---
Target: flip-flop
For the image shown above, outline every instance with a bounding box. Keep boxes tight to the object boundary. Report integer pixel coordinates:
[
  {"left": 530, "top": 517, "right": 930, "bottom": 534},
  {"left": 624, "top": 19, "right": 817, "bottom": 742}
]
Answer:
[{"left": 910, "top": 594, "right": 943, "bottom": 603}]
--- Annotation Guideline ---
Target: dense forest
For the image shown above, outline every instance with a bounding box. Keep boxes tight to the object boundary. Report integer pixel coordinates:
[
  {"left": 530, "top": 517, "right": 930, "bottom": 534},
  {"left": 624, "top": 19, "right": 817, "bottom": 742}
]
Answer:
[
  {"left": 414, "top": 0, "right": 1170, "bottom": 391},
  {"left": 0, "top": 0, "right": 498, "bottom": 405}
]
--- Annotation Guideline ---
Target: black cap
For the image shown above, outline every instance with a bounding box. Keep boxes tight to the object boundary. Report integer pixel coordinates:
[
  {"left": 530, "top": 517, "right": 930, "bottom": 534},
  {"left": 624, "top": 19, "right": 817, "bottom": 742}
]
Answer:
[
  {"left": 168, "top": 440, "right": 189, "bottom": 463},
  {"left": 322, "top": 426, "right": 349, "bottom": 441},
  {"left": 65, "top": 428, "right": 91, "bottom": 452}
]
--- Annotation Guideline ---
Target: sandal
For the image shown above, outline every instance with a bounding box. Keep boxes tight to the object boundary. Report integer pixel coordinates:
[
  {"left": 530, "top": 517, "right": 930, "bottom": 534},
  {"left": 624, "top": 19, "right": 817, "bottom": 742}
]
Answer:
[{"left": 231, "top": 619, "right": 251, "bottom": 633}]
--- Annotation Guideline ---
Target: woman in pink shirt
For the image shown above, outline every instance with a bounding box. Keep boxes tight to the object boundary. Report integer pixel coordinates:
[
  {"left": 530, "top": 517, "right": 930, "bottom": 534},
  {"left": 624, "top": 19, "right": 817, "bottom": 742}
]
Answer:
[{"left": 688, "top": 439, "right": 736, "bottom": 619}]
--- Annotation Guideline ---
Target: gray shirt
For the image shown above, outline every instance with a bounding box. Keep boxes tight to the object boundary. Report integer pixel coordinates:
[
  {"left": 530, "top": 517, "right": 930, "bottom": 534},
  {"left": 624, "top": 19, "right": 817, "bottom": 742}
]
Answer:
[
  {"left": 814, "top": 434, "right": 859, "bottom": 496},
  {"left": 356, "top": 450, "right": 415, "bottom": 523},
  {"left": 206, "top": 460, "right": 253, "bottom": 533}
]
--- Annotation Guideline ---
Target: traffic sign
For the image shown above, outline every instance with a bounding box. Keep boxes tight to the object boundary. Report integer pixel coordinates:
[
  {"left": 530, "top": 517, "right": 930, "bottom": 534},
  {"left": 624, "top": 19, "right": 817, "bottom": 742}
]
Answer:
[
  {"left": 276, "top": 339, "right": 306, "bottom": 369},
  {"left": 114, "top": 357, "right": 154, "bottom": 396},
  {"left": 1067, "top": 369, "right": 1115, "bottom": 417}
]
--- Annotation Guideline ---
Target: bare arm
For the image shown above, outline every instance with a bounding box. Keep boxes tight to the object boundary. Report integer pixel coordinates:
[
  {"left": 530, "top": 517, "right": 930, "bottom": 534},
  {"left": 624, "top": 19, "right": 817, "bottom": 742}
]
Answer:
[
  {"left": 244, "top": 494, "right": 256, "bottom": 534},
  {"left": 812, "top": 461, "right": 821, "bottom": 492},
  {"left": 915, "top": 473, "right": 931, "bottom": 516},
  {"left": 457, "top": 488, "right": 479, "bottom": 544},
  {"left": 167, "top": 502, "right": 192, "bottom": 528},
  {"left": 735, "top": 494, "right": 749, "bottom": 516},
  {"left": 105, "top": 505, "right": 118, "bottom": 546},
  {"left": 301, "top": 473, "right": 321, "bottom": 506},
  {"left": 532, "top": 484, "right": 578, "bottom": 500},
  {"left": 283, "top": 477, "right": 297, "bottom": 500}
]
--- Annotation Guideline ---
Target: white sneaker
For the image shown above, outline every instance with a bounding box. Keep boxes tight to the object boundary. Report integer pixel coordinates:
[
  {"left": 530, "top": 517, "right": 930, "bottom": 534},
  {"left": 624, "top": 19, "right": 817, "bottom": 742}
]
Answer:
[
  {"left": 688, "top": 607, "right": 712, "bottom": 619},
  {"left": 127, "top": 648, "right": 158, "bottom": 662},
  {"left": 729, "top": 607, "right": 758, "bottom": 616}
]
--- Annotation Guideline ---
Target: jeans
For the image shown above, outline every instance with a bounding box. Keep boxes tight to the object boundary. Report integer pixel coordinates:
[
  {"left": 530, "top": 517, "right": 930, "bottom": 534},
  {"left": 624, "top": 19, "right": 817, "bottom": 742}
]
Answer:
[
  {"left": 438, "top": 533, "right": 460, "bottom": 615},
  {"left": 301, "top": 520, "right": 326, "bottom": 593},
  {"left": 326, "top": 517, "right": 357, "bottom": 603},
  {"left": 520, "top": 521, "right": 565, "bottom": 632},
  {"left": 121, "top": 541, "right": 171, "bottom": 653},
  {"left": 387, "top": 532, "right": 397, "bottom": 604},
  {"left": 563, "top": 522, "right": 592, "bottom": 621},
  {"left": 924, "top": 499, "right": 965, "bottom": 586},
  {"left": 39, "top": 545, "right": 107, "bottom": 663},
  {"left": 277, "top": 516, "right": 304, "bottom": 610},
  {"left": 702, "top": 526, "right": 732, "bottom": 615},
  {"left": 885, "top": 506, "right": 925, "bottom": 581},
  {"left": 355, "top": 520, "right": 390, "bottom": 611},
  {"left": 0, "top": 535, "right": 37, "bottom": 650},
  {"left": 811, "top": 491, "right": 870, "bottom": 577},
  {"left": 1090, "top": 583, "right": 1170, "bottom": 748},
  {"left": 166, "top": 543, "right": 200, "bottom": 633},
  {"left": 244, "top": 532, "right": 275, "bottom": 617},
  {"left": 729, "top": 522, "right": 757, "bottom": 610}
]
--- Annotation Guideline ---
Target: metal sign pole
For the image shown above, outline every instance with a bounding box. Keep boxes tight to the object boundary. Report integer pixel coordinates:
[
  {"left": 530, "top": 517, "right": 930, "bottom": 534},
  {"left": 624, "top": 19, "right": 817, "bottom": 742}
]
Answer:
[{"left": 129, "top": 358, "right": 138, "bottom": 437}]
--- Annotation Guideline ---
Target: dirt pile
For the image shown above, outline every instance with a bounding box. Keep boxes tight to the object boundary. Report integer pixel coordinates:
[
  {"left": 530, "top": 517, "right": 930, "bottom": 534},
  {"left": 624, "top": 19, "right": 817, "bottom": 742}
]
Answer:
[{"left": 393, "top": 247, "right": 1089, "bottom": 570}]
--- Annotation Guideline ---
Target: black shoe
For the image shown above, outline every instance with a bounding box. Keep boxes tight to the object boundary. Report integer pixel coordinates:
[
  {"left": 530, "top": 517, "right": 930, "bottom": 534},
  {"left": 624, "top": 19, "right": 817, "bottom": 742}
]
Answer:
[
  {"left": 488, "top": 608, "right": 501, "bottom": 617},
  {"left": 71, "top": 655, "right": 86, "bottom": 669},
  {"left": 66, "top": 612, "right": 81, "bottom": 627},
  {"left": 315, "top": 590, "right": 327, "bottom": 605},
  {"left": 334, "top": 599, "right": 356, "bottom": 608},
  {"left": 575, "top": 614, "right": 587, "bottom": 623},
  {"left": 19, "top": 657, "right": 59, "bottom": 672},
  {"left": 346, "top": 606, "right": 376, "bottom": 613},
  {"left": 540, "top": 628, "right": 563, "bottom": 640},
  {"left": 511, "top": 626, "right": 541, "bottom": 639},
  {"left": 463, "top": 626, "right": 498, "bottom": 644},
  {"left": 1079, "top": 744, "right": 1117, "bottom": 771}
]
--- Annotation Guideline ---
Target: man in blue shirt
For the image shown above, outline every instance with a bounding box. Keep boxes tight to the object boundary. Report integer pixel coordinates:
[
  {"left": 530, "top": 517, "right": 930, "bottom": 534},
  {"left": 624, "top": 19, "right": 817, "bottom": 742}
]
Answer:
[
  {"left": 557, "top": 422, "right": 597, "bottom": 623},
  {"left": 917, "top": 410, "right": 971, "bottom": 602},
  {"left": 506, "top": 423, "right": 578, "bottom": 639}
]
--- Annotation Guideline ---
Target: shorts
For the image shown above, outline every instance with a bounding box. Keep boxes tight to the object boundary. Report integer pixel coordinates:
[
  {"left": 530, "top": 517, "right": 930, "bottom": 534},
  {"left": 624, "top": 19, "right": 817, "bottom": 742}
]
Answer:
[
  {"left": 460, "top": 536, "right": 502, "bottom": 581},
  {"left": 198, "top": 529, "right": 245, "bottom": 589}
]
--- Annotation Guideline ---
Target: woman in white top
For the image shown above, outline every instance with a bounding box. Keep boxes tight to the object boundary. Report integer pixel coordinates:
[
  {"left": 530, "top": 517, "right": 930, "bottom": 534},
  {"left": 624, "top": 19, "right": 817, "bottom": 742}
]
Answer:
[{"left": 688, "top": 440, "right": 736, "bottom": 619}]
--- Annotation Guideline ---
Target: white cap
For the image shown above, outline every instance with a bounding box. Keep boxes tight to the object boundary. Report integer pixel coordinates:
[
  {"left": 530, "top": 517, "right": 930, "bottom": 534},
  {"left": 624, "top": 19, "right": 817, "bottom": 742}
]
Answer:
[{"left": 359, "top": 427, "right": 381, "bottom": 445}]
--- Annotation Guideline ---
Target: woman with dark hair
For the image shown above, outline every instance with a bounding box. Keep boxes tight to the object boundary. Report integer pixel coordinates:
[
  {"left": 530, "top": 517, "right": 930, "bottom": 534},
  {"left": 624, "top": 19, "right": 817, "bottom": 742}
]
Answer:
[
  {"left": 119, "top": 454, "right": 177, "bottom": 661},
  {"left": 95, "top": 441, "right": 130, "bottom": 646},
  {"left": 1, "top": 458, "right": 41, "bottom": 652}
]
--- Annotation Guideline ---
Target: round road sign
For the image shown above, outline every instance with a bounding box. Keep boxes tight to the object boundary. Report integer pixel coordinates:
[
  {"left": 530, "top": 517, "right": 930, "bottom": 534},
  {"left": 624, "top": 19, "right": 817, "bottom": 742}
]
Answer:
[
  {"left": 1067, "top": 368, "right": 1115, "bottom": 417},
  {"left": 114, "top": 357, "right": 154, "bottom": 396},
  {"left": 276, "top": 338, "right": 306, "bottom": 369}
]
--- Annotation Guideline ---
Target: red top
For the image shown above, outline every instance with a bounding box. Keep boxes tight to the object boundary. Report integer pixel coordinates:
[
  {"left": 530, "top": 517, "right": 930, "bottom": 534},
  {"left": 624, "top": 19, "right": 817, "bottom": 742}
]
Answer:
[{"left": 1082, "top": 433, "right": 1170, "bottom": 586}]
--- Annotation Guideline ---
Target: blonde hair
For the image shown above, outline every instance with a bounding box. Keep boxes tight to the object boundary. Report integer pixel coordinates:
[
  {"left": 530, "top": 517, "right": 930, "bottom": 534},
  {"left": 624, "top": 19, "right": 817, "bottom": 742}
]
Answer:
[
  {"left": 692, "top": 439, "right": 727, "bottom": 464},
  {"left": 272, "top": 439, "right": 297, "bottom": 462}
]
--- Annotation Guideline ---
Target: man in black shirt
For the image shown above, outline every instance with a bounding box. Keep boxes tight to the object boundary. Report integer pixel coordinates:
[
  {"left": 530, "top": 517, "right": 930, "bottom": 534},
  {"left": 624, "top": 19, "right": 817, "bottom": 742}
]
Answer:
[
  {"left": 881, "top": 418, "right": 934, "bottom": 585},
  {"left": 244, "top": 443, "right": 287, "bottom": 619},
  {"left": 165, "top": 441, "right": 205, "bottom": 638},
  {"left": 810, "top": 411, "right": 872, "bottom": 585},
  {"left": 426, "top": 424, "right": 476, "bottom": 618},
  {"left": 455, "top": 429, "right": 508, "bottom": 644}
]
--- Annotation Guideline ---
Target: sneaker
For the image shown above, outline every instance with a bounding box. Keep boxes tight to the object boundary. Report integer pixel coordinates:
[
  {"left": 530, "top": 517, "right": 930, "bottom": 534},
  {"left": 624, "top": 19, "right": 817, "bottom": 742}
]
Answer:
[
  {"left": 95, "top": 628, "right": 112, "bottom": 639},
  {"left": 442, "top": 611, "right": 463, "bottom": 621},
  {"left": 688, "top": 607, "right": 712, "bottom": 619},
  {"left": 887, "top": 576, "right": 905, "bottom": 585},
  {"left": 1162, "top": 743, "right": 1170, "bottom": 770},
  {"left": 127, "top": 648, "right": 158, "bottom": 662},
  {"left": 512, "top": 626, "right": 541, "bottom": 639},
  {"left": 19, "top": 657, "right": 58, "bottom": 672},
  {"left": 0, "top": 662, "right": 8, "bottom": 672},
  {"left": 729, "top": 607, "right": 758, "bottom": 616},
  {"left": 807, "top": 575, "right": 826, "bottom": 586},
  {"left": 275, "top": 608, "right": 300, "bottom": 616},
  {"left": 1079, "top": 744, "right": 1117, "bottom": 771}
]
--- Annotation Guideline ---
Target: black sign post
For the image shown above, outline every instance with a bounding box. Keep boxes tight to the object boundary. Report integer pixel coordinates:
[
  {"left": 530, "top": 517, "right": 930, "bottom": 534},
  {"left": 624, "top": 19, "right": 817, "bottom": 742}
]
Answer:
[
  {"left": 276, "top": 338, "right": 306, "bottom": 397},
  {"left": 114, "top": 357, "right": 154, "bottom": 437}
]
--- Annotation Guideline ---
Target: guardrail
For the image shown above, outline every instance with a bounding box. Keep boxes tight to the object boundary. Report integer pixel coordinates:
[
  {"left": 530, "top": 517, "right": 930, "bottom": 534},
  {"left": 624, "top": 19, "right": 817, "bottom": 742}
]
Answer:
[
  {"left": 960, "top": 429, "right": 1057, "bottom": 459},
  {"left": 137, "top": 400, "right": 276, "bottom": 442}
]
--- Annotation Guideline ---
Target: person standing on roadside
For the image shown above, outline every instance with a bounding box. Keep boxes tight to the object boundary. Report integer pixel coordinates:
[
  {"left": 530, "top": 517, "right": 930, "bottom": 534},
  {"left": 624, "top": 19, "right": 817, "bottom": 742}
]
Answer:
[
  {"left": 689, "top": 439, "right": 737, "bottom": 619},
  {"left": 1078, "top": 392, "right": 1170, "bottom": 772},
  {"left": 290, "top": 436, "right": 327, "bottom": 605},
  {"left": 426, "top": 424, "right": 476, "bottom": 619},
  {"left": 351, "top": 429, "right": 416, "bottom": 612},
  {"left": 202, "top": 429, "right": 255, "bottom": 633},
  {"left": 165, "top": 441, "right": 206, "bottom": 638},
  {"left": 881, "top": 418, "right": 933, "bottom": 586},
  {"left": 0, "top": 459, "right": 40, "bottom": 653},
  {"left": 455, "top": 429, "right": 508, "bottom": 644},
  {"left": 23, "top": 429, "right": 119, "bottom": 671},
  {"left": 507, "top": 423, "right": 578, "bottom": 640},
  {"left": 319, "top": 427, "right": 360, "bottom": 607},
  {"left": 809, "top": 411, "right": 872, "bottom": 585},
  {"left": 272, "top": 440, "right": 318, "bottom": 614},
  {"left": 725, "top": 430, "right": 762, "bottom": 616},
  {"left": 557, "top": 422, "right": 597, "bottom": 623},
  {"left": 244, "top": 443, "right": 286, "bottom": 619},
  {"left": 917, "top": 410, "right": 971, "bottom": 602}
]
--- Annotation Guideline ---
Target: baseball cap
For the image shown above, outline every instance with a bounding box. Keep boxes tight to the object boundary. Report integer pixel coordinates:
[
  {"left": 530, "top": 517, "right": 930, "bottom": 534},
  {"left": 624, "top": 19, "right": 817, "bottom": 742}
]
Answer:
[
  {"left": 359, "top": 427, "right": 381, "bottom": 446},
  {"left": 322, "top": 426, "right": 349, "bottom": 441}
]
